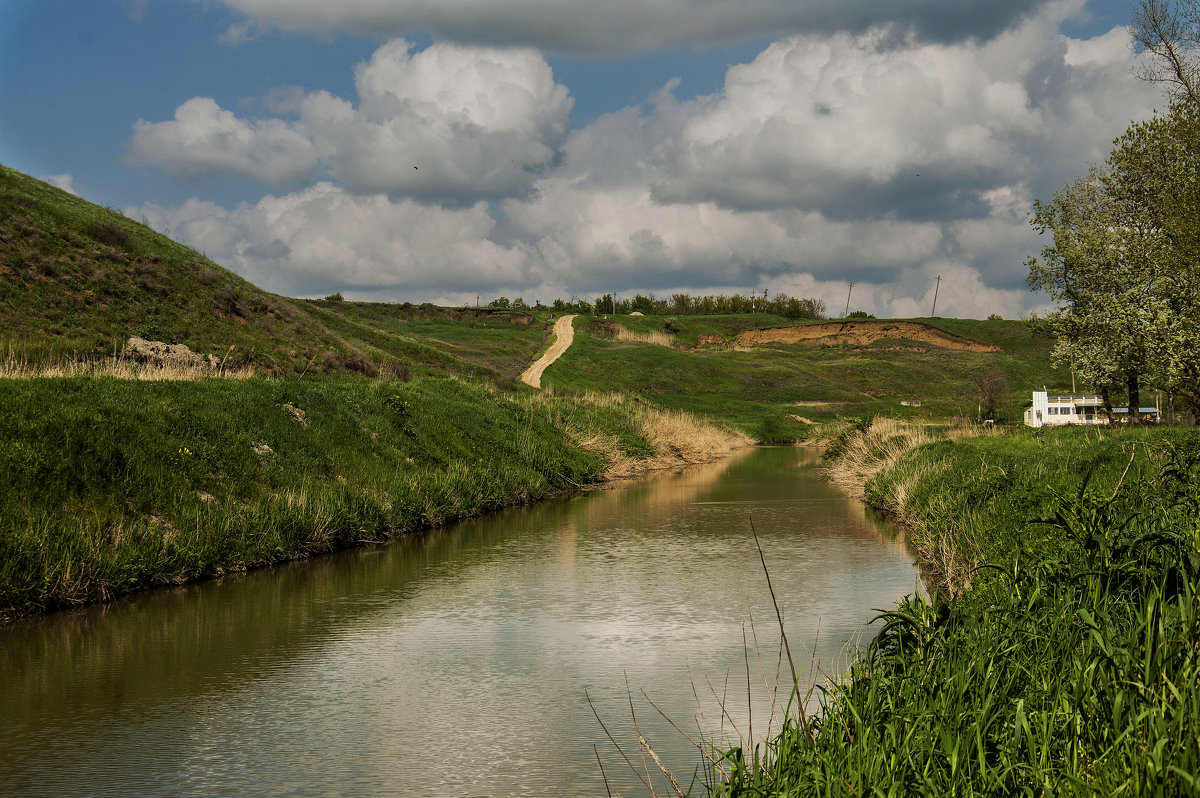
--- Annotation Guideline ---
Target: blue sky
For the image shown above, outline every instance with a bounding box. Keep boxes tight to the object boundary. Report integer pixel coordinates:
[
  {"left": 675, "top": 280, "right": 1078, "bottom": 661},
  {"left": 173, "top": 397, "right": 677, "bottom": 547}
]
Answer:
[{"left": 0, "top": 0, "right": 1164, "bottom": 316}]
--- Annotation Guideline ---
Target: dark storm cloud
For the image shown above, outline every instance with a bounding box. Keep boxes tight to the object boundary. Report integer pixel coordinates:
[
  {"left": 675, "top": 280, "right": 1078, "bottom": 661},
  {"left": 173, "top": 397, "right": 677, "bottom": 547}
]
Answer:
[{"left": 653, "top": 166, "right": 1003, "bottom": 223}]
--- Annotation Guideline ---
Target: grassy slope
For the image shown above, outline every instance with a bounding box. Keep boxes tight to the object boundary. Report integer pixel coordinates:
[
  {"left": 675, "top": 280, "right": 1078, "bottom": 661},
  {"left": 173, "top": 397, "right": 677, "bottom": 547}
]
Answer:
[
  {"left": 0, "top": 165, "right": 755, "bottom": 619},
  {"left": 716, "top": 425, "right": 1200, "bottom": 795},
  {"left": 545, "top": 314, "right": 1067, "bottom": 439},
  {"left": 0, "top": 164, "right": 549, "bottom": 380},
  {"left": 0, "top": 374, "right": 750, "bottom": 619},
  {"left": 2, "top": 165, "right": 1066, "bottom": 424}
]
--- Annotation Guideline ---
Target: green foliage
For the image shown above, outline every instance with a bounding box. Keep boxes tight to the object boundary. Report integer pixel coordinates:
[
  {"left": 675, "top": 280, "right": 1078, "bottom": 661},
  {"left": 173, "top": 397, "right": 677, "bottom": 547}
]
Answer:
[
  {"left": 752, "top": 413, "right": 806, "bottom": 444},
  {"left": 845, "top": 310, "right": 875, "bottom": 319},
  {"left": 587, "top": 292, "right": 825, "bottom": 318},
  {"left": 547, "top": 317, "right": 1064, "bottom": 433},
  {"left": 0, "top": 375, "right": 693, "bottom": 619},
  {"left": 0, "top": 165, "right": 548, "bottom": 380},
  {"left": 1027, "top": 103, "right": 1200, "bottom": 419},
  {"left": 324, "top": 292, "right": 345, "bottom": 302},
  {"left": 550, "top": 297, "right": 593, "bottom": 314},
  {"left": 716, "top": 428, "right": 1200, "bottom": 795}
]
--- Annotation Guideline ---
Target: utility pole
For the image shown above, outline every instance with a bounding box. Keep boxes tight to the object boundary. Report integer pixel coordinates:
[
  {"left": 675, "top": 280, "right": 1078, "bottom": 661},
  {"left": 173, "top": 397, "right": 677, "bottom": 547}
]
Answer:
[
  {"left": 931, "top": 275, "right": 941, "bottom": 317},
  {"left": 611, "top": 293, "right": 616, "bottom": 315},
  {"left": 844, "top": 283, "right": 853, "bottom": 317}
]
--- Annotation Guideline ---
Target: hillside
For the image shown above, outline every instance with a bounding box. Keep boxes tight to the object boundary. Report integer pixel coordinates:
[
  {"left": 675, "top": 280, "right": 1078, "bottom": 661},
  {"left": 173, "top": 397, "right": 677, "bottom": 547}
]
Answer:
[
  {"left": 1, "top": 163, "right": 1067, "bottom": 435},
  {"left": 544, "top": 313, "right": 1067, "bottom": 437},
  {"left": 0, "top": 165, "right": 547, "bottom": 382}
]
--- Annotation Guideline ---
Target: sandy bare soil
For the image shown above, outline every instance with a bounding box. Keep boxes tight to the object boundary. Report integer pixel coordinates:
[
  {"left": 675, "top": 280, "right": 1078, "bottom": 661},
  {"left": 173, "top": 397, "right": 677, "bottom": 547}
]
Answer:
[
  {"left": 724, "top": 321, "right": 1000, "bottom": 352},
  {"left": 520, "top": 314, "right": 577, "bottom": 388}
]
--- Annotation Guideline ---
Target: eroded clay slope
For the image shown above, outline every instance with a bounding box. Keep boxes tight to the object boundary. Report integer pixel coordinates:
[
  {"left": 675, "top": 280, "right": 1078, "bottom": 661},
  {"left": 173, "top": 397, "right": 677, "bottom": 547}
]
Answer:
[{"left": 726, "top": 321, "right": 1001, "bottom": 352}]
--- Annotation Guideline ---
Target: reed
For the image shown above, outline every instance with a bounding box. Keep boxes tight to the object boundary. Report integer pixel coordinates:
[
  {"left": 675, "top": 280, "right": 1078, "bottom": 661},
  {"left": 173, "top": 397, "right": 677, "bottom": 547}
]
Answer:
[
  {"left": 1, "top": 349, "right": 256, "bottom": 380},
  {"left": 712, "top": 425, "right": 1200, "bottom": 796},
  {"left": 565, "top": 392, "right": 752, "bottom": 479},
  {"left": 612, "top": 324, "right": 677, "bottom": 348}
]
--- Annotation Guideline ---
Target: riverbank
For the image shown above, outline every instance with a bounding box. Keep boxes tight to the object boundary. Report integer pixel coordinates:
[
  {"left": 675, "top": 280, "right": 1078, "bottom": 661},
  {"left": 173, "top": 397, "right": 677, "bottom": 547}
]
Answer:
[
  {"left": 717, "top": 422, "right": 1200, "bottom": 795},
  {"left": 0, "top": 374, "right": 749, "bottom": 621},
  {"left": 822, "top": 416, "right": 994, "bottom": 597}
]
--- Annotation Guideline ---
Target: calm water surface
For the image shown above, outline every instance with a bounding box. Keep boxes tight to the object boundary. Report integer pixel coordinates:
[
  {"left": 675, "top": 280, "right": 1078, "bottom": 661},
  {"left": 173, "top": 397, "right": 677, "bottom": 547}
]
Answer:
[{"left": 0, "top": 447, "right": 918, "bottom": 797}]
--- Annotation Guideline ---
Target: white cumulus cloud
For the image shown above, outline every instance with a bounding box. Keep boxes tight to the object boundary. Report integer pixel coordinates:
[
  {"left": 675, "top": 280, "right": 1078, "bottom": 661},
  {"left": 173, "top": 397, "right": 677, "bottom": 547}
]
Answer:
[
  {"left": 129, "top": 97, "right": 320, "bottom": 185},
  {"left": 127, "top": 40, "right": 571, "bottom": 203},
  {"left": 40, "top": 174, "right": 77, "bottom": 194},
  {"left": 132, "top": 5, "right": 1162, "bottom": 318},
  {"left": 134, "top": 183, "right": 534, "bottom": 298},
  {"left": 651, "top": 10, "right": 1155, "bottom": 225},
  {"left": 299, "top": 40, "right": 571, "bottom": 201}
]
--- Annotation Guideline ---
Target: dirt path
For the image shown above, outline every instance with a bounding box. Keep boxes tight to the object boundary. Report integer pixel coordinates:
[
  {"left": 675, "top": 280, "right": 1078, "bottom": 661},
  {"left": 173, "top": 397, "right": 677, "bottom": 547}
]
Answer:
[{"left": 520, "top": 314, "right": 577, "bottom": 388}]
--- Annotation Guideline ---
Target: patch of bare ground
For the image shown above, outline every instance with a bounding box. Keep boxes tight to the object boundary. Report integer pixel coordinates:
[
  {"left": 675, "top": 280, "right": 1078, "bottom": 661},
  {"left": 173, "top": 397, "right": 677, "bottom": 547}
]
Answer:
[
  {"left": 731, "top": 320, "right": 1001, "bottom": 352},
  {"left": 520, "top": 314, "right": 577, "bottom": 388}
]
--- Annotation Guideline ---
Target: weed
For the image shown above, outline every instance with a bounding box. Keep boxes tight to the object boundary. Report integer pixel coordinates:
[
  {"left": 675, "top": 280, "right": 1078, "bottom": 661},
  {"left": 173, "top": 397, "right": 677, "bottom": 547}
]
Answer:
[
  {"left": 0, "top": 375, "right": 746, "bottom": 620},
  {"left": 717, "top": 426, "right": 1200, "bottom": 795}
]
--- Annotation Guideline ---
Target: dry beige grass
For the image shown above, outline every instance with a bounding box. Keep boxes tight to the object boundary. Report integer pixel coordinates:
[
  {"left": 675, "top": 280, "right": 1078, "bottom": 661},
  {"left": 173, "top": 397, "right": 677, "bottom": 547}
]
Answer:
[
  {"left": 0, "top": 353, "right": 255, "bottom": 381},
  {"left": 611, "top": 324, "right": 676, "bottom": 348},
  {"left": 824, "top": 417, "right": 932, "bottom": 501},
  {"left": 562, "top": 392, "right": 752, "bottom": 480},
  {"left": 824, "top": 417, "right": 992, "bottom": 597}
]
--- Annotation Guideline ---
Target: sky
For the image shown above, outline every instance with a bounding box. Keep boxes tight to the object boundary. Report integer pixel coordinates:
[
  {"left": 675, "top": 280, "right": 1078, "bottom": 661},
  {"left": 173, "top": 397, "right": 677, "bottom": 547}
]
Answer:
[{"left": 0, "top": 0, "right": 1167, "bottom": 317}]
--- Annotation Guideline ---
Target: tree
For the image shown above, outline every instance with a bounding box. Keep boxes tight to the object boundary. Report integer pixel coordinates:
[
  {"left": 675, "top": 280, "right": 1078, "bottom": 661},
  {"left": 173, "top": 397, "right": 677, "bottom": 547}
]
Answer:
[
  {"left": 969, "top": 367, "right": 1008, "bottom": 421},
  {"left": 1024, "top": 1, "right": 1200, "bottom": 423},
  {"left": 1026, "top": 164, "right": 1154, "bottom": 420},
  {"left": 1108, "top": 105, "right": 1200, "bottom": 422},
  {"left": 593, "top": 294, "right": 615, "bottom": 315},
  {"left": 1131, "top": 0, "right": 1200, "bottom": 107},
  {"left": 1028, "top": 104, "right": 1200, "bottom": 424}
]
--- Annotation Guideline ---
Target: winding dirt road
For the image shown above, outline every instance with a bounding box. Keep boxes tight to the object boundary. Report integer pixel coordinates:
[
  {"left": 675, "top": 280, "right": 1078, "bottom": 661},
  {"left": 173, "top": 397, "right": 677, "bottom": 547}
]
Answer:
[{"left": 520, "top": 314, "right": 577, "bottom": 388}]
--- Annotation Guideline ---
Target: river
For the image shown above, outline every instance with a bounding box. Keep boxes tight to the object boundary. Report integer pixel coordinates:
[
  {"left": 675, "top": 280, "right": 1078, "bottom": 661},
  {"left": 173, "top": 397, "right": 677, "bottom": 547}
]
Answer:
[{"left": 0, "top": 446, "right": 917, "bottom": 797}]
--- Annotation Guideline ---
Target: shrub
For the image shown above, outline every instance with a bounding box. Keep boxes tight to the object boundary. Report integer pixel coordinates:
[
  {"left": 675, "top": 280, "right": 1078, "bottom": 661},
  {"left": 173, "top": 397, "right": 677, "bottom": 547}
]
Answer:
[
  {"left": 86, "top": 221, "right": 131, "bottom": 251},
  {"left": 753, "top": 414, "right": 804, "bottom": 444}
]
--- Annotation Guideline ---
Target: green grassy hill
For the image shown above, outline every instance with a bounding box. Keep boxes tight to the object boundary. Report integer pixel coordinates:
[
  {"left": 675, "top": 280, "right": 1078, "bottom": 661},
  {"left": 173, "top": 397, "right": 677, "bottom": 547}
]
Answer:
[
  {"left": 0, "top": 164, "right": 548, "bottom": 382},
  {"left": 544, "top": 313, "right": 1068, "bottom": 439},
  {"left": 2, "top": 162, "right": 1067, "bottom": 434},
  {"left": 0, "top": 163, "right": 1074, "bottom": 617}
]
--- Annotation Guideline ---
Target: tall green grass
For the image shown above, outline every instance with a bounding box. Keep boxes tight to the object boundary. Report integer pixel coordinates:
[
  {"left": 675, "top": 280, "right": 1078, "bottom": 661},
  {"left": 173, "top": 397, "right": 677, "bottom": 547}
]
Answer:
[
  {"left": 714, "top": 427, "right": 1200, "bottom": 795},
  {"left": 0, "top": 374, "right": 743, "bottom": 620}
]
